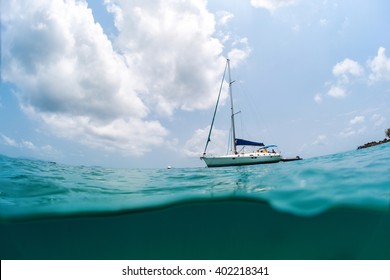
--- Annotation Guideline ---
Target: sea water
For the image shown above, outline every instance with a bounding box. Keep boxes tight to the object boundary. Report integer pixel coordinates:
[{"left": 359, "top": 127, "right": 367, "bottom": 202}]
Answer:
[{"left": 0, "top": 143, "right": 389, "bottom": 259}]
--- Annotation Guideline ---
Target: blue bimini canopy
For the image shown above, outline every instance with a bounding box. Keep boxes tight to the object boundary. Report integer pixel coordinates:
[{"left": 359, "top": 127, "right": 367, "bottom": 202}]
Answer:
[
  {"left": 235, "top": 138, "right": 264, "bottom": 146},
  {"left": 262, "top": 144, "right": 278, "bottom": 149}
]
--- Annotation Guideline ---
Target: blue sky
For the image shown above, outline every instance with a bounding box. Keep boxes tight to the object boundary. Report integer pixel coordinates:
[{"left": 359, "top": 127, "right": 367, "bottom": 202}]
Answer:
[{"left": 1, "top": 0, "right": 389, "bottom": 168}]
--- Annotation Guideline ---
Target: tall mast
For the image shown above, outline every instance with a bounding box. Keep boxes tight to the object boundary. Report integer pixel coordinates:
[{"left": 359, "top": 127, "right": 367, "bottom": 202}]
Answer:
[{"left": 227, "top": 59, "right": 237, "bottom": 154}]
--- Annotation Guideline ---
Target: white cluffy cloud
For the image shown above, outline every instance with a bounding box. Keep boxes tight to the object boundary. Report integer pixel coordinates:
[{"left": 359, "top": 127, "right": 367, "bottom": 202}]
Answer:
[
  {"left": 1, "top": 133, "right": 59, "bottom": 157},
  {"left": 339, "top": 112, "right": 386, "bottom": 139},
  {"left": 216, "top": 11, "right": 234, "bottom": 26},
  {"left": 368, "top": 47, "right": 390, "bottom": 82},
  {"left": 2, "top": 0, "right": 248, "bottom": 156},
  {"left": 327, "top": 85, "right": 346, "bottom": 99},
  {"left": 316, "top": 47, "right": 389, "bottom": 103},
  {"left": 228, "top": 38, "right": 252, "bottom": 68},
  {"left": 332, "top": 58, "right": 364, "bottom": 83},
  {"left": 1, "top": 134, "right": 18, "bottom": 147},
  {"left": 183, "top": 126, "right": 228, "bottom": 157},
  {"left": 370, "top": 113, "right": 386, "bottom": 127},
  {"left": 314, "top": 93, "right": 323, "bottom": 104},
  {"left": 250, "top": 0, "right": 298, "bottom": 12},
  {"left": 349, "top": 115, "right": 365, "bottom": 125},
  {"left": 326, "top": 58, "right": 363, "bottom": 99},
  {"left": 106, "top": 0, "right": 227, "bottom": 116}
]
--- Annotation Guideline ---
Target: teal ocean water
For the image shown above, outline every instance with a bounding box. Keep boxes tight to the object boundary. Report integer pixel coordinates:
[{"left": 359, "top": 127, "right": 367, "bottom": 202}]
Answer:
[{"left": 1, "top": 143, "right": 389, "bottom": 259}]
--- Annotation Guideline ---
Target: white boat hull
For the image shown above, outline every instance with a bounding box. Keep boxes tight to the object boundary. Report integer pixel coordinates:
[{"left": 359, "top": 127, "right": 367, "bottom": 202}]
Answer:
[{"left": 202, "top": 152, "right": 281, "bottom": 167}]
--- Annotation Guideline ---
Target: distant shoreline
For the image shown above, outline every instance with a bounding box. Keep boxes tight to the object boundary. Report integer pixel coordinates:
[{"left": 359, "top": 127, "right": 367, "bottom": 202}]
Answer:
[{"left": 357, "top": 138, "right": 390, "bottom": 150}]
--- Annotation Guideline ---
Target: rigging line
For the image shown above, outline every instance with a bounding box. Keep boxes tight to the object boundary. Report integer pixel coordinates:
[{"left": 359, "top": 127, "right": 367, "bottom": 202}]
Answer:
[
  {"left": 237, "top": 81, "right": 252, "bottom": 141},
  {"left": 237, "top": 80, "right": 274, "bottom": 143},
  {"left": 203, "top": 60, "right": 228, "bottom": 156},
  {"left": 227, "top": 125, "right": 232, "bottom": 155}
]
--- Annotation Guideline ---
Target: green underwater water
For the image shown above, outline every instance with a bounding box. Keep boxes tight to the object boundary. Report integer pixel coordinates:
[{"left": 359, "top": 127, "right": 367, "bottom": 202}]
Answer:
[
  {"left": 1, "top": 199, "right": 390, "bottom": 259},
  {"left": 0, "top": 143, "right": 389, "bottom": 259}
]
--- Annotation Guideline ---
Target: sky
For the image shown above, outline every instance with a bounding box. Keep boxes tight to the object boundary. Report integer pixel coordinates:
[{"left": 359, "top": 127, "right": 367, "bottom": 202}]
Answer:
[{"left": 1, "top": 0, "right": 389, "bottom": 168}]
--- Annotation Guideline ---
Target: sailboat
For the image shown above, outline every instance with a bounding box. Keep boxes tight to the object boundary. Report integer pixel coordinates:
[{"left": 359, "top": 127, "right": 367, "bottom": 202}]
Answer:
[{"left": 201, "top": 59, "right": 282, "bottom": 167}]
